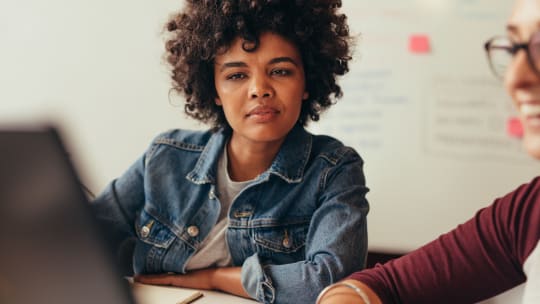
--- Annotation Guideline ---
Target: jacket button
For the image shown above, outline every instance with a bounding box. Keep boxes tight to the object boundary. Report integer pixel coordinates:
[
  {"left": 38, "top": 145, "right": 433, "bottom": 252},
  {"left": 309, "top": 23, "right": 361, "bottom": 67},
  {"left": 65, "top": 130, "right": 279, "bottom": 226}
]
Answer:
[
  {"left": 140, "top": 220, "right": 154, "bottom": 238},
  {"left": 282, "top": 237, "right": 291, "bottom": 249},
  {"left": 141, "top": 226, "right": 150, "bottom": 238},
  {"left": 187, "top": 225, "right": 199, "bottom": 237}
]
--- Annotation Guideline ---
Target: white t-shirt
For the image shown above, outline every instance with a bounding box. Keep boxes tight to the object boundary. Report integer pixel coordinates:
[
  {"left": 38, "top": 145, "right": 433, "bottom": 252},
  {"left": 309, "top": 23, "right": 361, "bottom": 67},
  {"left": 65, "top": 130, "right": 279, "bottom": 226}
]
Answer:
[
  {"left": 522, "top": 240, "right": 540, "bottom": 303},
  {"left": 185, "top": 146, "right": 252, "bottom": 271}
]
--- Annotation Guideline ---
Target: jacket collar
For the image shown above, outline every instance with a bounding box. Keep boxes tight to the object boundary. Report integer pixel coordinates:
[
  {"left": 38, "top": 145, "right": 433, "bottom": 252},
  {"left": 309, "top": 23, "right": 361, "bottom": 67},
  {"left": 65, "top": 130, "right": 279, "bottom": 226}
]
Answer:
[
  {"left": 187, "top": 124, "right": 312, "bottom": 184},
  {"left": 266, "top": 124, "right": 312, "bottom": 183},
  {"left": 186, "top": 128, "right": 229, "bottom": 185}
]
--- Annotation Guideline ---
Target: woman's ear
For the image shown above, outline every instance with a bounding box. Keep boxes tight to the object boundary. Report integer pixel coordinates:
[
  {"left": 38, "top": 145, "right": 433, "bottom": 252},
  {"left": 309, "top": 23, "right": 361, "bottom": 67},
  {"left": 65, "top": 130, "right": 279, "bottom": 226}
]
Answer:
[
  {"left": 302, "top": 91, "right": 309, "bottom": 100},
  {"left": 215, "top": 97, "right": 222, "bottom": 106}
]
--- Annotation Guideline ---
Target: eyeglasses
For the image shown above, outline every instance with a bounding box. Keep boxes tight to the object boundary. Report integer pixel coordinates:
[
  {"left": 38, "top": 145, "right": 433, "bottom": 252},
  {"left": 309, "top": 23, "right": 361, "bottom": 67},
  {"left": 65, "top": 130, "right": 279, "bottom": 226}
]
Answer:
[{"left": 484, "top": 31, "right": 540, "bottom": 79}]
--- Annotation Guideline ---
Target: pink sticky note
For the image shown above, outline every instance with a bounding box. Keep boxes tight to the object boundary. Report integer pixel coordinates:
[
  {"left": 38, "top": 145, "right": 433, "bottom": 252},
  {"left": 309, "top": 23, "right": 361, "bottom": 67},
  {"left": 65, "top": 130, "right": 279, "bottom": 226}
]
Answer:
[
  {"left": 409, "top": 34, "right": 431, "bottom": 54},
  {"left": 507, "top": 117, "right": 523, "bottom": 138}
]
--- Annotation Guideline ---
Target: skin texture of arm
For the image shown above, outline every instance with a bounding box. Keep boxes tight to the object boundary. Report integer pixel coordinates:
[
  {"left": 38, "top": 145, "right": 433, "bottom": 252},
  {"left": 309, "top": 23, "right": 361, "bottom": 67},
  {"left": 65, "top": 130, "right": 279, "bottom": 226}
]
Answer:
[
  {"left": 134, "top": 267, "right": 250, "bottom": 299},
  {"left": 317, "top": 279, "right": 382, "bottom": 304}
]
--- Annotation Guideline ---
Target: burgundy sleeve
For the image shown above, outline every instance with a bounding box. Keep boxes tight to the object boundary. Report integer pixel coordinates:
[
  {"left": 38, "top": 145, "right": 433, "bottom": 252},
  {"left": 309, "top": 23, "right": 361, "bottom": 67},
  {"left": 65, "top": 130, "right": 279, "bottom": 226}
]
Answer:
[{"left": 350, "top": 177, "right": 540, "bottom": 304}]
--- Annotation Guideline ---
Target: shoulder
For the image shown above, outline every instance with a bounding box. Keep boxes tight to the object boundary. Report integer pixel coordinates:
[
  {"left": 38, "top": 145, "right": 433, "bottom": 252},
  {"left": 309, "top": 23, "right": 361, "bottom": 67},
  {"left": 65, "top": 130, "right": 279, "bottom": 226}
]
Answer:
[
  {"left": 150, "top": 128, "right": 217, "bottom": 152},
  {"left": 501, "top": 176, "right": 540, "bottom": 221},
  {"left": 310, "top": 133, "right": 363, "bottom": 166}
]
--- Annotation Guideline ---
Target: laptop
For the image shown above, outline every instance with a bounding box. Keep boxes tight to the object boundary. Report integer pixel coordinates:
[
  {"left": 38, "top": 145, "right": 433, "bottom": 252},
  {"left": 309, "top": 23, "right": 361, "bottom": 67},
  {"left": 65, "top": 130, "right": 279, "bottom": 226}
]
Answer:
[{"left": 0, "top": 126, "right": 136, "bottom": 304}]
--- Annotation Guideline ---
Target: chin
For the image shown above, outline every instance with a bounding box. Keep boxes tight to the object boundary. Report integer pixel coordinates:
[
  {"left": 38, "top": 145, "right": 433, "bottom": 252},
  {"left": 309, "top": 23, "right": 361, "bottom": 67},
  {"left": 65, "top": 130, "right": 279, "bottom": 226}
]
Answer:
[{"left": 523, "top": 132, "right": 540, "bottom": 160}]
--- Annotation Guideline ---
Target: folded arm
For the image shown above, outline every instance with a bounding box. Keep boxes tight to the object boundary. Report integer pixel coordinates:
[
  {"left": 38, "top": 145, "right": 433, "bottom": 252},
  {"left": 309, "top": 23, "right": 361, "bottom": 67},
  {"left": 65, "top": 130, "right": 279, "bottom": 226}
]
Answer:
[
  {"left": 135, "top": 267, "right": 250, "bottom": 298},
  {"left": 240, "top": 154, "right": 369, "bottom": 303}
]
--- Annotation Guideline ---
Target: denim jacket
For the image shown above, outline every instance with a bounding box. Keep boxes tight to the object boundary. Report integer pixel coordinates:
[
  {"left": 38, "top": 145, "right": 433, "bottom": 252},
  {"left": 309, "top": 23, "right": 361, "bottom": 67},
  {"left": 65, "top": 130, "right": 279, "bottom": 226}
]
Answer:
[{"left": 91, "top": 125, "right": 369, "bottom": 304}]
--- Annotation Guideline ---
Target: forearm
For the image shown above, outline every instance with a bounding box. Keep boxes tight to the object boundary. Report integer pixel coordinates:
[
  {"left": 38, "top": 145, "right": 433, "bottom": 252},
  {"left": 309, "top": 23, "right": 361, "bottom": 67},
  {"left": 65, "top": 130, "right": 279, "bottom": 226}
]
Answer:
[
  {"left": 135, "top": 267, "right": 250, "bottom": 299},
  {"left": 241, "top": 249, "right": 367, "bottom": 304},
  {"left": 239, "top": 187, "right": 369, "bottom": 302},
  {"left": 348, "top": 198, "right": 528, "bottom": 304},
  {"left": 210, "top": 267, "right": 249, "bottom": 298},
  {"left": 317, "top": 280, "right": 382, "bottom": 304}
]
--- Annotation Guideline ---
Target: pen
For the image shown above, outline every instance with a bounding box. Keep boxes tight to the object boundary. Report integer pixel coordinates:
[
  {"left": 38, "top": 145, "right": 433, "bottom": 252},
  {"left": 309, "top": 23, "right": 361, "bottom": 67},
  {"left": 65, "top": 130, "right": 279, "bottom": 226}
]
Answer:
[{"left": 177, "top": 291, "right": 204, "bottom": 304}]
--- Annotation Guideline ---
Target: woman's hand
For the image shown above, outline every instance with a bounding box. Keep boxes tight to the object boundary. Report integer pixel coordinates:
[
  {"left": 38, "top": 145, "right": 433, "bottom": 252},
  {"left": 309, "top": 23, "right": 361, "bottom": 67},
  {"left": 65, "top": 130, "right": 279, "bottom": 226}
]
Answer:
[
  {"left": 316, "top": 280, "right": 382, "bottom": 304},
  {"left": 134, "top": 267, "right": 250, "bottom": 299}
]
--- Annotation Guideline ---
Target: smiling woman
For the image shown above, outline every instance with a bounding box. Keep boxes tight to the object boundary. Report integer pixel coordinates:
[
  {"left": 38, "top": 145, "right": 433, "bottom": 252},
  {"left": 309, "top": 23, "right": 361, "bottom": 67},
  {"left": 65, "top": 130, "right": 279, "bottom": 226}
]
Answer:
[
  {"left": 89, "top": 1, "right": 369, "bottom": 304},
  {"left": 316, "top": 0, "right": 540, "bottom": 303}
]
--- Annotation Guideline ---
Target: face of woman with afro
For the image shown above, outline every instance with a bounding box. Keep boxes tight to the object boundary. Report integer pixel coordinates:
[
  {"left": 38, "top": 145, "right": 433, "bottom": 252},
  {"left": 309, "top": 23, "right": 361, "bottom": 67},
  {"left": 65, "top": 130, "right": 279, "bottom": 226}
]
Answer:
[{"left": 213, "top": 32, "right": 309, "bottom": 148}]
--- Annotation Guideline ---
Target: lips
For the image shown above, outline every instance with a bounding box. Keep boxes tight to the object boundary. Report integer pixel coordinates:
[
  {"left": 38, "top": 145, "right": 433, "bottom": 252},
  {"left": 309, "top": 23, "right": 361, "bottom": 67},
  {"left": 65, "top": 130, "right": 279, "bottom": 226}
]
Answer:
[
  {"left": 246, "top": 105, "right": 280, "bottom": 123},
  {"left": 515, "top": 90, "right": 540, "bottom": 130},
  {"left": 516, "top": 91, "right": 540, "bottom": 113},
  {"left": 519, "top": 103, "right": 540, "bottom": 129},
  {"left": 247, "top": 105, "right": 280, "bottom": 117},
  {"left": 520, "top": 103, "right": 540, "bottom": 117}
]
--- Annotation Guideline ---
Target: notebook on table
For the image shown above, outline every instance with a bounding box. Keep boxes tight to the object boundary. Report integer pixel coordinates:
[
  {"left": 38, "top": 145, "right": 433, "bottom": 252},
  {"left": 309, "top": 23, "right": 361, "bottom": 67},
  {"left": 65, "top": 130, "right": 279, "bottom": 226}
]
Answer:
[{"left": 0, "top": 126, "right": 136, "bottom": 304}]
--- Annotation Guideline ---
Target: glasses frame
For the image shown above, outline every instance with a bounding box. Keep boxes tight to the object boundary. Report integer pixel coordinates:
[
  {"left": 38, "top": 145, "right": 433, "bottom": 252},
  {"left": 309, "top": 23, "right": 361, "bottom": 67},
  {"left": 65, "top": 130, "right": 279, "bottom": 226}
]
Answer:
[{"left": 484, "top": 33, "right": 540, "bottom": 80}]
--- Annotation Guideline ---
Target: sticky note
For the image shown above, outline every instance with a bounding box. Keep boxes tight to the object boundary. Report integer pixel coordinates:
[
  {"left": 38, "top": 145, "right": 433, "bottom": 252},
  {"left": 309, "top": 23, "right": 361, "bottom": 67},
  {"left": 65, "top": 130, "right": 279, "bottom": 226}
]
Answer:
[
  {"left": 409, "top": 34, "right": 431, "bottom": 54},
  {"left": 507, "top": 117, "right": 523, "bottom": 138}
]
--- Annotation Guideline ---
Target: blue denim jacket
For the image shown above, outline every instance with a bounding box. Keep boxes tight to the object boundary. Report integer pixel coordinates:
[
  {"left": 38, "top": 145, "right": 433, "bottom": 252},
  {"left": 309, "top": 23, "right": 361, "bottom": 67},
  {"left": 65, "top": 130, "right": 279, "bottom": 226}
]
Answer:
[{"left": 91, "top": 125, "right": 369, "bottom": 304}]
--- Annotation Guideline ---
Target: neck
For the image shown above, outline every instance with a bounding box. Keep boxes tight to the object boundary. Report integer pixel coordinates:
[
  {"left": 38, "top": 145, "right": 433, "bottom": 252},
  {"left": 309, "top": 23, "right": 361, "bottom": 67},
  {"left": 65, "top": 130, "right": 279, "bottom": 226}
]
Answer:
[{"left": 226, "top": 135, "right": 284, "bottom": 182}]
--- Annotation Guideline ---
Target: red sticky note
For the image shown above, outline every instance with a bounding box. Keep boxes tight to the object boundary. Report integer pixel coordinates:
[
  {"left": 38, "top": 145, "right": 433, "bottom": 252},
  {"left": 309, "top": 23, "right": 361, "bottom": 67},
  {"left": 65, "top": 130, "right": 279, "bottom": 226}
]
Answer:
[
  {"left": 409, "top": 34, "right": 431, "bottom": 54},
  {"left": 507, "top": 117, "right": 523, "bottom": 138}
]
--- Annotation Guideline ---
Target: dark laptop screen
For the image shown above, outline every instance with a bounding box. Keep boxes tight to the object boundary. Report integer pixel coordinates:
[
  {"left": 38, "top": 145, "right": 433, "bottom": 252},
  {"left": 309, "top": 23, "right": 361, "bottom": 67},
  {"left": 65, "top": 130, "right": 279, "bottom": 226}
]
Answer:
[{"left": 0, "top": 127, "right": 135, "bottom": 304}]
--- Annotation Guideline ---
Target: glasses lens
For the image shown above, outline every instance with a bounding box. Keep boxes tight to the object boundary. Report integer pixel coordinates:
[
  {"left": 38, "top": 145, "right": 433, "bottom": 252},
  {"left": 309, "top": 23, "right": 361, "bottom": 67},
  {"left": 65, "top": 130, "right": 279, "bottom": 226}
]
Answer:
[
  {"left": 486, "top": 37, "right": 513, "bottom": 79},
  {"left": 529, "top": 31, "right": 540, "bottom": 75}
]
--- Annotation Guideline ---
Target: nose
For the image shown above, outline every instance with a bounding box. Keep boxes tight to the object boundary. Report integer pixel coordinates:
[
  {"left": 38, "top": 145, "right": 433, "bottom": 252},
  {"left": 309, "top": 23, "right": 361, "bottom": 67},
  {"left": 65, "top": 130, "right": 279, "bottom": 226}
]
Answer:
[
  {"left": 505, "top": 49, "right": 540, "bottom": 90},
  {"left": 249, "top": 74, "right": 274, "bottom": 99}
]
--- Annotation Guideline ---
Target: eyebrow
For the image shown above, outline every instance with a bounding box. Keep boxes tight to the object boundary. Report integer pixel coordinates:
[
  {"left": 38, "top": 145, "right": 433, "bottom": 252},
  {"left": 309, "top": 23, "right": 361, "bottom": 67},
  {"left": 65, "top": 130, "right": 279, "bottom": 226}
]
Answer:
[
  {"left": 506, "top": 24, "right": 519, "bottom": 36},
  {"left": 269, "top": 57, "right": 300, "bottom": 66},
  {"left": 506, "top": 22, "right": 540, "bottom": 39},
  {"left": 218, "top": 62, "right": 247, "bottom": 72},
  {"left": 218, "top": 56, "right": 300, "bottom": 72}
]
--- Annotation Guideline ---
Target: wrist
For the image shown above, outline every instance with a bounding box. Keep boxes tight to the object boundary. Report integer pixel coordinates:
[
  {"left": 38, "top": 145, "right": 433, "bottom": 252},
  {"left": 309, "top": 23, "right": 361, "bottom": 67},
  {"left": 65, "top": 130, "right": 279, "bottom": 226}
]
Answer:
[
  {"left": 204, "top": 268, "right": 218, "bottom": 290},
  {"left": 316, "top": 280, "right": 380, "bottom": 304},
  {"left": 208, "top": 267, "right": 237, "bottom": 291}
]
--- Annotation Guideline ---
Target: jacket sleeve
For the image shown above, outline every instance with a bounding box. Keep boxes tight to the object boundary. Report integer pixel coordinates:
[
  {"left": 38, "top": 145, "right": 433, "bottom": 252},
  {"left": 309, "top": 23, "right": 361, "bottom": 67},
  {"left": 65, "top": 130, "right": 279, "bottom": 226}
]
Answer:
[
  {"left": 90, "top": 151, "right": 150, "bottom": 274},
  {"left": 348, "top": 178, "right": 540, "bottom": 304},
  {"left": 241, "top": 149, "right": 370, "bottom": 304}
]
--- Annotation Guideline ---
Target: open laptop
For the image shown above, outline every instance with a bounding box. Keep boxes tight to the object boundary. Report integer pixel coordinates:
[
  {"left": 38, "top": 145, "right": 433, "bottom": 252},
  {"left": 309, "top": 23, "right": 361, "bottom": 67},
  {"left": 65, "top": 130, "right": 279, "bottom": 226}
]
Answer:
[{"left": 0, "top": 126, "right": 136, "bottom": 304}]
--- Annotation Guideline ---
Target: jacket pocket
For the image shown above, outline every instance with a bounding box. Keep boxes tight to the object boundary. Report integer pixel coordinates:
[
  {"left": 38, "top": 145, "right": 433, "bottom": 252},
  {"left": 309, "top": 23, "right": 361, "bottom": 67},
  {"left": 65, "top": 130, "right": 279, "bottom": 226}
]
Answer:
[
  {"left": 135, "top": 209, "right": 176, "bottom": 249},
  {"left": 253, "top": 223, "right": 308, "bottom": 254},
  {"left": 133, "top": 209, "right": 179, "bottom": 273}
]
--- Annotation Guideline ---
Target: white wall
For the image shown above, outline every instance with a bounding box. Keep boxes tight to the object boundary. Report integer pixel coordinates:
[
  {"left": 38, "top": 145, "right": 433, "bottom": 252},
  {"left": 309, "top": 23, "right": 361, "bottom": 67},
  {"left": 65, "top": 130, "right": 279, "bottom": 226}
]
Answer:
[
  {"left": 1, "top": 0, "right": 202, "bottom": 194},
  {"left": 321, "top": 0, "right": 539, "bottom": 253}
]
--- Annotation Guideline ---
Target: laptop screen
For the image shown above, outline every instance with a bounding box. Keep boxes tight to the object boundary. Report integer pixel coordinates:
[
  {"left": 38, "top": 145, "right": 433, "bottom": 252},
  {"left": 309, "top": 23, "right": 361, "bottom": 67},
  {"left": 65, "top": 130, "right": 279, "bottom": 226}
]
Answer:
[{"left": 0, "top": 127, "right": 136, "bottom": 304}]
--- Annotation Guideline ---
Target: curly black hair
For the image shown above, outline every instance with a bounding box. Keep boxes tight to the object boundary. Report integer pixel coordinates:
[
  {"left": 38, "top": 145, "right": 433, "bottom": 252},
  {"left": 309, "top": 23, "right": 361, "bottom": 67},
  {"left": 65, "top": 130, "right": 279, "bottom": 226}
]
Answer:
[{"left": 165, "top": 0, "right": 353, "bottom": 129}]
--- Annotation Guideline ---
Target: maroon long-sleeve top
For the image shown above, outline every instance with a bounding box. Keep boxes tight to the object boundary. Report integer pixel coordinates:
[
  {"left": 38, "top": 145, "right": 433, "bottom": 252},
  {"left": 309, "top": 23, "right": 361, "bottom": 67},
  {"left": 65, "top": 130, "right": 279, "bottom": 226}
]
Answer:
[{"left": 350, "top": 177, "right": 540, "bottom": 303}]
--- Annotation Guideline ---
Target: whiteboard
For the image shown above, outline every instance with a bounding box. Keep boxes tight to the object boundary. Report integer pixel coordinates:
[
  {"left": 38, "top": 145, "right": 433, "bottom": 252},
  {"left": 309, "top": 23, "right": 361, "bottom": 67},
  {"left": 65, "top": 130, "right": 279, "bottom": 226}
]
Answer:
[
  {"left": 0, "top": 0, "right": 537, "bottom": 253},
  {"left": 309, "top": 0, "right": 539, "bottom": 251}
]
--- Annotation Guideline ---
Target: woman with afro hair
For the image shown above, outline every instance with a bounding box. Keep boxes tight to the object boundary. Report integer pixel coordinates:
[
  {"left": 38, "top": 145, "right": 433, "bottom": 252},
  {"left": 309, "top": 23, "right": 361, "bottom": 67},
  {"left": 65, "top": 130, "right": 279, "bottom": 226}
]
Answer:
[{"left": 91, "top": 1, "right": 369, "bottom": 303}]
